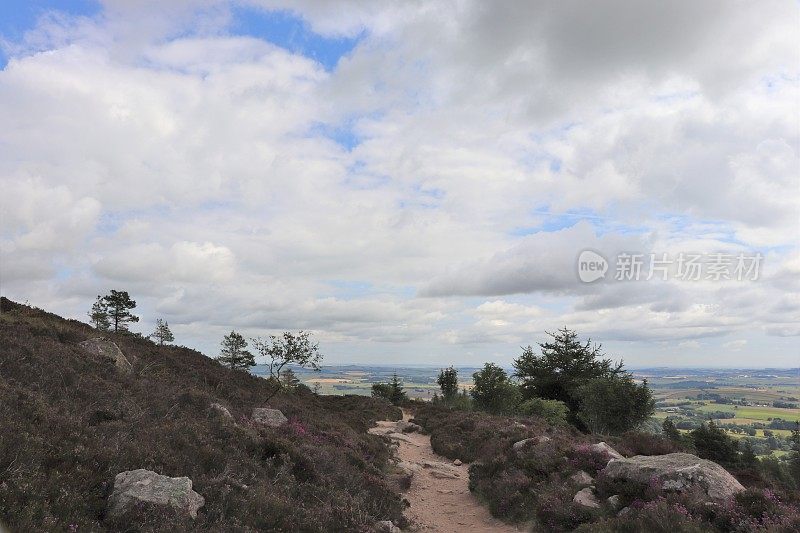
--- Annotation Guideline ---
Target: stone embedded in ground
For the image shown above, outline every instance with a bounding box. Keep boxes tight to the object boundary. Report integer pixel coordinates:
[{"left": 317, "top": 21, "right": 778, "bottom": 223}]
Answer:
[
  {"left": 601, "top": 452, "right": 745, "bottom": 500},
  {"left": 210, "top": 403, "right": 233, "bottom": 419},
  {"left": 252, "top": 408, "right": 288, "bottom": 427},
  {"left": 429, "top": 469, "right": 460, "bottom": 479},
  {"left": 79, "top": 338, "right": 133, "bottom": 375},
  {"left": 376, "top": 519, "right": 401, "bottom": 533},
  {"left": 590, "top": 441, "right": 624, "bottom": 461},
  {"left": 573, "top": 487, "right": 601, "bottom": 508},
  {"left": 400, "top": 422, "right": 422, "bottom": 433},
  {"left": 453, "top": 459, "right": 462, "bottom": 466},
  {"left": 512, "top": 435, "right": 550, "bottom": 456},
  {"left": 106, "top": 469, "right": 205, "bottom": 520},
  {"left": 569, "top": 470, "right": 593, "bottom": 486},
  {"left": 607, "top": 494, "right": 623, "bottom": 511}
]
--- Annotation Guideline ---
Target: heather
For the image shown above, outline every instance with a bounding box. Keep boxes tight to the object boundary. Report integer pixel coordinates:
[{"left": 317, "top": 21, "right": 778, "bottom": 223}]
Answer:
[{"left": 0, "top": 298, "right": 403, "bottom": 531}]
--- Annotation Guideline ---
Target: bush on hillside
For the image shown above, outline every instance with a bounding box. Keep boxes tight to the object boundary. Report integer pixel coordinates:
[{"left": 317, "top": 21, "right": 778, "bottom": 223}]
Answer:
[{"left": 517, "top": 397, "right": 569, "bottom": 426}]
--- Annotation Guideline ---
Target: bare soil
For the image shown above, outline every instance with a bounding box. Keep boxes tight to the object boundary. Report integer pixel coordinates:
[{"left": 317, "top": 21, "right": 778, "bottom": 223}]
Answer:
[{"left": 372, "top": 411, "right": 523, "bottom": 533}]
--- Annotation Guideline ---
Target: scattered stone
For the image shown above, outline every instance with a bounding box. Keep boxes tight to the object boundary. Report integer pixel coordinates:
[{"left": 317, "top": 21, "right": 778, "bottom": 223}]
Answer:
[
  {"left": 106, "top": 469, "right": 205, "bottom": 520},
  {"left": 429, "top": 470, "right": 459, "bottom": 480},
  {"left": 397, "top": 421, "right": 422, "bottom": 433},
  {"left": 601, "top": 453, "right": 745, "bottom": 500},
  {"left": 437, "top": 489, "right": 454, "bottom": 494},
  {"left": 573, "top": 487, "right": 601, "bottom": 509},
  {"left": 607, "top": 494, "right": 623, "bottom": 511},
  {"left": 210, "top": 403, "right": 233, "bottom": 419},
  {"left": 569, "top": 470, "right": 593, "bottom": 486},
  {"left": 512, "top": 435, "right": 550, "bottom": 456},
  {"left": 79, "top": 338, "right": 133, "bottom": 375},
  {"left": 252, "top": 408, "right": 288, "bottom": 428},
  {"left": 453, "top": 459, "right": 462, "bottom": 466},
  {"left": 590, "top": 442, "right": 624, "bottom": 461},
  {"left": 376, "top": 520, "right": 401, "bottom": 533},
  {"left": 618, "top": 506, "right": 631, "bottom": 516}
]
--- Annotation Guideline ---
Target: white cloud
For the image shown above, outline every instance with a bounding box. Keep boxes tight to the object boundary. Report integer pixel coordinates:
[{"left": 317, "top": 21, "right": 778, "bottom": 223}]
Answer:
[{"left": 0, "top": 0, "right": 797, "bottom": 366}]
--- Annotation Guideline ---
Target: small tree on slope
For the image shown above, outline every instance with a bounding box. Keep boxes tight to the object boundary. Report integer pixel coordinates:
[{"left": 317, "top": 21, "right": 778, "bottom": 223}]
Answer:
[
  {"left": 252, "top": 331, "right": 322, "bottom": 400},
  {"left": 217, "top": 331, "right": 255, "bottom": 370},
  {"left": 150, "top": 319, "right": 175, "bottom": 346},
  {"left": 437, "top": 366, "right": 459, "bottom": 402},
  {"left": 88, "top": 296, "right": 111, "bottom": 331},
  {"left": 102, "top": 290, "right": 139, "bottom": 333}
]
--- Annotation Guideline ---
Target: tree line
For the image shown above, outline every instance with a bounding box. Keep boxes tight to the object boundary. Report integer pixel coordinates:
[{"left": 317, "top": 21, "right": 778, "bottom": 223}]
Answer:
[
  {"left": 373, "top": 327, "right": 655, "bottom": 435},
  {"left": 88, "top": 291, "right": 322, "bottom": 401},
  {"left": 88, "top": 290, "right": 173, "bottom": 344}
]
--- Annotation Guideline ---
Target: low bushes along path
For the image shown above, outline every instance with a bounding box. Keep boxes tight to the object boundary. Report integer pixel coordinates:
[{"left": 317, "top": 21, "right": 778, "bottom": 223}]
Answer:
[{"left": 371, "top": 411, "right": 522, "bottom": 533}]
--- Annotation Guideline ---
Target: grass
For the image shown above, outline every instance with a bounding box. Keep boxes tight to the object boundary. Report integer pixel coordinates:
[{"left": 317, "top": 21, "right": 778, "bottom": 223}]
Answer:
[{"left": 695, "top": 403, "right": 800, "bottom": 421}]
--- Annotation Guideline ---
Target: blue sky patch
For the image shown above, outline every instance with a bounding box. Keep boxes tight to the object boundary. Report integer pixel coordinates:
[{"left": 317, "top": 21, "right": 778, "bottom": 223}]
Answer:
[
  {"left": 230, "top": 7, "right": 363, "bottom": 71},
  {"left": 0, "top": 0, "right": 100, "bottom": 67}
]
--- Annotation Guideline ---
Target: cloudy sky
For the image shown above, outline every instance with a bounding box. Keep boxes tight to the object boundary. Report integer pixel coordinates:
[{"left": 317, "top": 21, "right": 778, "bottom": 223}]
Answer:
[{"left": 1, "top": 1, "right": 798, "bottom": 367}]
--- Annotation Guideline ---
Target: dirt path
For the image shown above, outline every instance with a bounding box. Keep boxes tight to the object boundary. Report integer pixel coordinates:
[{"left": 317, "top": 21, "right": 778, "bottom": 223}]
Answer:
[{"left": 370, "top": 411, "right": 522, "bottom": 533}]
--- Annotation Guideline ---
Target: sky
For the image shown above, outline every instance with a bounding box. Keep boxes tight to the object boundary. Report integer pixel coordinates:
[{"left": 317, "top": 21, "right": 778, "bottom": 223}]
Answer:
[{"left": 0, "top": 0, "right": 798, "bottom": 368}]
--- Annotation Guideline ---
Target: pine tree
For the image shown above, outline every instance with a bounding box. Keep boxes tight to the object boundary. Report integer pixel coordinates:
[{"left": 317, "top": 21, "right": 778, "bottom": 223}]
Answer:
[
  {"left": 217, "top": 331, "right": 255, "bottom": 370},
  {"left": 150, "top": 319, "right": 174, "bottom": 346},
  {"left": 280, "top": 368, "right": 300, "bottom": 390},
  {"left": 437, "top": 366, "right": 459, "bottom": 402},
  {"left": 102, "top": 290, "right": 139, "bottom": 333},
  {"left": 662, "top": 418, "right": 681, "bottom": 441},
  {"left": 388, "top": 373, "right": 408, "bottom": 405},
  {"left": 88, "top": 296, "right": 111, "bottom": 331}
]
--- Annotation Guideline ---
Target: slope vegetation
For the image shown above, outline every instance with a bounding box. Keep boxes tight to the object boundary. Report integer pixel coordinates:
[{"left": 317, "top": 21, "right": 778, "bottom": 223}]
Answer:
[{"left": 0, "top": 298, "right": 403, "bottom": 531}]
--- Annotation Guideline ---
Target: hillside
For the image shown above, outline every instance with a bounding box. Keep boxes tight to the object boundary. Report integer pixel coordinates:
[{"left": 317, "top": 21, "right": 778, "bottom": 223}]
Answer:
[{"left": 0, "top": 298, "right": 404, "bottom": 531}]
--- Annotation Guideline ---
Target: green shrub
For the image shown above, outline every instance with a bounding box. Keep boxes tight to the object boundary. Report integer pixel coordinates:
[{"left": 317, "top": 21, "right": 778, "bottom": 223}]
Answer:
[{"left": 517, "top": 397, "right": 569, "bottom": 426}]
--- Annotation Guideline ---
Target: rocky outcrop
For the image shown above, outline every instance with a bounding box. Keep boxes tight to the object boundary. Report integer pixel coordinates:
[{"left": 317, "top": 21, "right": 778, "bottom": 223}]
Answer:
[
  {"left": 252, "top": 408, "right": 288, "bottom": 428},
  {"left": 106, "top": 469, "right": 205, "bottom": 520},
  {"left": 573, "top": 487, "right": 600, "bottom": 508},
  {"left": 601, "top": 452, "right": 745, "bottom": 500},
  {"left": 79, "top": 338, "right": 133, "bottom": 375},
  {"left": 590, "top": 441, "right": 623, "bottom": 461}
]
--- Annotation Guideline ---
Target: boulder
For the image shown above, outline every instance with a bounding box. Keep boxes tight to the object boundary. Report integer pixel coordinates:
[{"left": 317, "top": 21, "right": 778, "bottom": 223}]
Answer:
[
  {"left": 590, "top": 442, "right": 623, "bottom": 461},
  {"left": 252, "top": 408, "right": 288, "bottom": 428},
  {"left": 79, "top": 338, "right": 133, "bottom": 375},
  {"left": 601, "top": 453, "right": 745, "bottom": 500},
  {"left": 210, "top": 403, "right": 233, "bottom": 419},
  {"left": 569, "top": 470, "right": 593, "bottom": 486},
  {"left": 572, "top": 487, "right": 600, "bottom": 509},
  {"left": 107, "top": 469, "right": 205, "bottom": 520},
  {"left": 512, "top": 435, "right": 551, "bottom": 456}
]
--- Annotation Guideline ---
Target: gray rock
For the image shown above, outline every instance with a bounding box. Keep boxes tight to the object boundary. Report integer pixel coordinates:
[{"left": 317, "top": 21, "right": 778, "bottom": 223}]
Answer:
[
  {"left": 252, "top": 408, "right": 288, "bottom": 428},
  {"left": 607, "top": 494, "right": 623, "bottom": 511},
  {"left": 601, "top": 453, "right": 745, "bottom": 500},
  {"left": 572, "top": 487, "right": 600, "bottom": 509},
  {"left": 453, "top": 459, "right": 462, "bottom": 466},
  {"left": 590, "top": 442, "right": 623, "bottom": 461},
  {"left": 79, "top": 338, "right": 133, "bottom": 375},
  {"left": 512, "top": 435, "right": 551, "bottom": 456},
  {"left": 107, "top": 469, "right": 204, "bottom": 520},
  {"left": 210, "top": 403, "right": 233, "bottom": 419},
  {"left": 569, "top": 470, "right": 593, "bottom": 486},
  {"left": 618, "top": 506, "right": 631, "bottom": 516},
  {"left": 376, "top": 520, "right": 401, "bottom": 533},
  {"left": 400, "top": 422, "right": 422, "bottom": 433}
]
